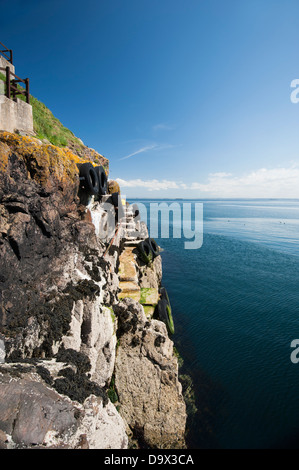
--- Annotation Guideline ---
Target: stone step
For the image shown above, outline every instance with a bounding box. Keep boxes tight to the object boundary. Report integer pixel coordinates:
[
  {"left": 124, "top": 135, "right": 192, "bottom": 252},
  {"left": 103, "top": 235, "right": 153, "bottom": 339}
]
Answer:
[
  {"left": 118, "top": 247, "right": 139, "bottom": 283},
  {"left": 118, "top": 290, "right": 141, "bottom": 302},
  {"left": 124, "top": 240, "right": 142, "bottom": 247},
  {"left": 125, "top": 235, "right": 139, "bottom": 241},
  {"left": 118, "top": 277, "right": 141, "bottom": 301},
  {"left": 139, "top": 288, "right": 159, "bottom": 306},
  {"left": 119, "top": 280, "right": 140, "bottom": 292}
]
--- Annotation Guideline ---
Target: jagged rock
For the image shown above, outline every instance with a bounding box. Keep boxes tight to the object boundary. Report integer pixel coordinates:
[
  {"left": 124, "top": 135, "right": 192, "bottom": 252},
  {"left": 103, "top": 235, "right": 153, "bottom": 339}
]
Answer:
[
  {"left": 114, "top": 298, "right": 187, "bottom": 449},
  {"left": 0, "top": 133, "right": 120, "bottom": 363},
  {"left": 77, "top": 304, "right": 117, "bottom": 387},
  {"left": 0, "top": 367, "right": 127, "bottom": 449},
  {"left": 137, "top": 253, "right": 162, "bottom": 290},
  {"left": 67, "top": 143, "right": 109, "bottom": 172},
  {"left": 137, "top": 221, "right": 149, "bottom": 240},
  {"left": 0, "top": 132, "right": 187, "bottom": 450},
  {"left": 0, "top": 133, "right": 128, "bottom": 448},
  {"left": 108, "top": 180, "right": 120, "bottom": 194}
]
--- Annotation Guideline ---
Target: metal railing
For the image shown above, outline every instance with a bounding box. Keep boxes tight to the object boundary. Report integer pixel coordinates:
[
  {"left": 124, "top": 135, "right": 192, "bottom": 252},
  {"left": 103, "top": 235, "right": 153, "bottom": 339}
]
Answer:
[
  {"left": 0, "top": 41, "right": 13, "bottom": 64},
  {"left": 0, "top": 66, "right": 30, "bottom": 104}
]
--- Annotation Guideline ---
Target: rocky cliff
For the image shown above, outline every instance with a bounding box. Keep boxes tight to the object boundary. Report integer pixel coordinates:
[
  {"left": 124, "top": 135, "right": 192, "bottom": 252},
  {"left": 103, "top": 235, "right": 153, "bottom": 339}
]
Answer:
[{"left": 0, "top": 132, "right": 187, "bottom": 449}]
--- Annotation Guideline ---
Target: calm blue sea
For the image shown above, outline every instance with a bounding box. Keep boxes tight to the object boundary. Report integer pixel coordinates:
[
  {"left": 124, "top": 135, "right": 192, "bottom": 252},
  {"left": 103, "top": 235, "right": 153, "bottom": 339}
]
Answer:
[{"left": 128, "top": 198, "right": 299, "bottom": 449}]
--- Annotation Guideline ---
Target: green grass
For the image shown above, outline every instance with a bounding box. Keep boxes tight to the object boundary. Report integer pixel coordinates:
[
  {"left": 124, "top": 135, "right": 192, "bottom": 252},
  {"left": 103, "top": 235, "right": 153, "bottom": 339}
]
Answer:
[
  {"left": 0, "top": 72, "right": 85, "bottom": 151},
  {"left": 30, "top": 95, "right": 84, "bottom": 148},
  {"left": 107, "top": 375, "right": 119, "bottom": 404}
]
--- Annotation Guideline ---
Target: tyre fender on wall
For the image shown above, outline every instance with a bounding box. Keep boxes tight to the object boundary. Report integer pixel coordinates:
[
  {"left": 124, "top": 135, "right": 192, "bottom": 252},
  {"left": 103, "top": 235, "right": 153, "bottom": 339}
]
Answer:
[
  {"left": 131, "top": 203, "right": 140, "bottom": 221},
  {"left": 110, "top": 192, "right": 125, "bottom": 221},
  {"left": 77, "top": 162, "right": 100, "bottom": 196},
  {"left": 157, "top": 287, "right": 175, "bottom": 335},
  {"left": 95, "top": 166, "right": 108, "bottom": 196},
  {"left": 147, "top": 238, "right": 160, "bottom": 258},
  {"left": 137, "top": 239, "right": 153, "bottom": 264}
]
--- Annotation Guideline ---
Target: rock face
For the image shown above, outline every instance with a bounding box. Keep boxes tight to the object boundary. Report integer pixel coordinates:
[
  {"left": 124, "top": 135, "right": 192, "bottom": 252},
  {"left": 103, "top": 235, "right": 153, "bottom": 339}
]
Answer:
[
  {"left": 114, "top": 299, "right": 186, "bottom": 449},
  {"left": 0, "top": 131, "right": 187, "bottom": 449},
  {"left": 0, "top": 367, "right": 127, "bottom": 449}
]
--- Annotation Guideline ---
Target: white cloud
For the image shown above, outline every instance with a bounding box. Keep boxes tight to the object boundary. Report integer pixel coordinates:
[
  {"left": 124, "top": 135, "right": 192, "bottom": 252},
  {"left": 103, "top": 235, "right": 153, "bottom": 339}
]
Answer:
[
  {"left": 116, "top": 178, "right": 180, "bottom": 191},
  {"left": 192, "top": 166, "right": 299, "bottom": 197},
  {"left": 115, "top": 165, "right": 299, "bottom": 198}
]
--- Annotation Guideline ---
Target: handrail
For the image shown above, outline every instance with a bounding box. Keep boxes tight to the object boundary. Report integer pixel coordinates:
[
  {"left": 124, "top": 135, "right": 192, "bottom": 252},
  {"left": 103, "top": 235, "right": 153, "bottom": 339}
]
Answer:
[
  {"left": 0, "top": 66, "right": 30, "bottom": 104},
  {"left": 0, "top": 41, "right": 13, "bottom": 64}
]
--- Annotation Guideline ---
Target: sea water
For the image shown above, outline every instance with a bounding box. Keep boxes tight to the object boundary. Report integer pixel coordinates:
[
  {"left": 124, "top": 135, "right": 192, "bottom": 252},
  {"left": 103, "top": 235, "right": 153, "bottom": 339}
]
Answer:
[{"left": 128, "top": 198, "right": 299, "bottom": 449}]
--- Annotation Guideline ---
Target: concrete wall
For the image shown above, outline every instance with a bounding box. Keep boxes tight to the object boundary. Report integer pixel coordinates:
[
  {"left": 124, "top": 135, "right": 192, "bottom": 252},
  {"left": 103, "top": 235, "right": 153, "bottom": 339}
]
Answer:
[
  {"left": 0, "top": 57, "right": 33, "bottom": 135},
  {"left": 0, "top": 96, "right": 34, "bottom": 134}
]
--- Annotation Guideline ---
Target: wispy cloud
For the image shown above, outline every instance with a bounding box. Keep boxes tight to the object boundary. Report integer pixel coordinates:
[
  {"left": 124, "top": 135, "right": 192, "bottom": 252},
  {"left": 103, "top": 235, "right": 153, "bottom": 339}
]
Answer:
[
  {"left": 118, "top": 143, "right": 176, "bottom": 161},
  {"left": 119, "top": 145, "right": 157, "bottom": 161}
]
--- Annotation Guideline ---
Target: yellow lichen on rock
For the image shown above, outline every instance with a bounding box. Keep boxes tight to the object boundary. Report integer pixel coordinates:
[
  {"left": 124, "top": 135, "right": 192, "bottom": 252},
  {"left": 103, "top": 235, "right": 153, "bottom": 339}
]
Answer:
[
  {"left": 0, "top": 141, "right": 11, "bottom": 173},
  {"left": 0, "top": 132, "right": 105, "bottom": 194},
  {"left": 108, "top": 180, "right": 120, "bottom": 194}
]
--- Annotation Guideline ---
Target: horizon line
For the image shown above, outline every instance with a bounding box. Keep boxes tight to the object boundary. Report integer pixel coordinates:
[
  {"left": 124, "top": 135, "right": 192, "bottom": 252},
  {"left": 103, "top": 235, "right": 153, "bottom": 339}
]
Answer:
[{"left": 124, "top": 197, "right": 299, "bottom": 200}]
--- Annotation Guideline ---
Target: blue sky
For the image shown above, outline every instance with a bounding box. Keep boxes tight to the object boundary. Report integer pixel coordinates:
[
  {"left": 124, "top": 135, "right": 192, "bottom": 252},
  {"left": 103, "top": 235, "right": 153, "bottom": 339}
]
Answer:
[{"left": 2, "top": 0, "right": 299, "bottom": 198}]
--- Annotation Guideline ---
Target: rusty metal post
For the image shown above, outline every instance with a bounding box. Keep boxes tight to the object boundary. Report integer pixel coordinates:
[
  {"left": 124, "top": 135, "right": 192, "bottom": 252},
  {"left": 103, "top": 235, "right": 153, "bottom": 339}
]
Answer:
[
  {"left": 25, "top": 78, "right": 29, "bottom": 104},
  {"left": 9, "top": 49, "right": 13, "bottom": 65},
  {"left": 12, "top": 80, "right": 17, "bottom": 101},
  {"left": 5, "top": 66, "right": 10, "bottom": 99}
]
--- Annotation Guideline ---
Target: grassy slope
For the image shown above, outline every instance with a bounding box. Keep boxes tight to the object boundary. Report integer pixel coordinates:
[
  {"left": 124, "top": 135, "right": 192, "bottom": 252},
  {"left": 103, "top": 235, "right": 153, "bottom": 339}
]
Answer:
[
  {"left": 30, "top": 95, "right": 85, "bottom": 149},
  {"left": 0, "top": 72, "right": 85, "bottom": 151}
]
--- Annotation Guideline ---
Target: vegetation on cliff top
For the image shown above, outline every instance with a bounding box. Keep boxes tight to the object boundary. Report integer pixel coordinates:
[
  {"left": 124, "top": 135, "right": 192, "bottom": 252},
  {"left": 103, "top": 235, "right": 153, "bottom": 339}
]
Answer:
[
  {"left": 30, "top": 95, "right": 85, "bottom": 150},
  {"left": 0, "top": 72, "right": 107, "bottom": 167}
]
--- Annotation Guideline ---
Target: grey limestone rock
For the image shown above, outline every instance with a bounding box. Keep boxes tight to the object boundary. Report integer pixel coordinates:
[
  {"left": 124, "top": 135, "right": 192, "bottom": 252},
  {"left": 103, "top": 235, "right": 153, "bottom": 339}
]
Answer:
[
  {"left": 0, "top": 367, "right": 127, "bottom": 449},
  {"left": 114, "top": 298, "right": 186, "bottom": 449},
  {"left": 0, "top": 134, "right": 187, "bottom": 450}
]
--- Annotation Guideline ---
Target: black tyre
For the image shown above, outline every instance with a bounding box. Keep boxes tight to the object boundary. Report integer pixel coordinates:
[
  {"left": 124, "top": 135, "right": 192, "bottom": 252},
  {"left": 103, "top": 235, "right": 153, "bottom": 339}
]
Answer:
[
  {"left": 78, "top": 162, "right": 99, "bottom": 195},
  {"left": 110, "top": 193, "right": 125, "bottom": 221},
  {"left": 160, "top": 287, "right": 170, "bottom": 305},
  {"left": 157, "top": 287, "right": 174, "bottom": 335},
  {"left": 111, "top": 192, "right": 119, "bottom": 207},
  {"left": 132, "top": 203, "right": 140, "bottom": 221},
  {"left": 137, "top": 240, "right": 153, "bottom": 264},
  {"left": 148, "top": 238, "right": 159, "bottom": 258},
  {"left": 95, "top": 166, "right": 108, "bottom": 196}
]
